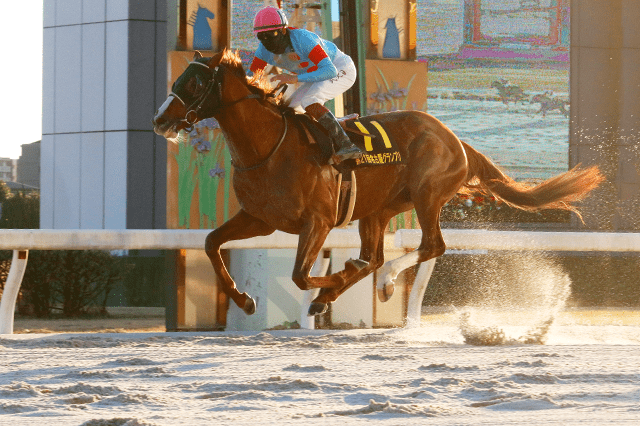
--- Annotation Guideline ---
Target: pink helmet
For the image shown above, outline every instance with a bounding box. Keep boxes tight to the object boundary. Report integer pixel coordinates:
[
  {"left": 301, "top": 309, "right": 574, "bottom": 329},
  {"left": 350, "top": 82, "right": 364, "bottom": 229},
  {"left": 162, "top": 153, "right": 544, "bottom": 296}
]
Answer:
[{"left": 253, "top": 7, "right": 288, "bottom": 35}]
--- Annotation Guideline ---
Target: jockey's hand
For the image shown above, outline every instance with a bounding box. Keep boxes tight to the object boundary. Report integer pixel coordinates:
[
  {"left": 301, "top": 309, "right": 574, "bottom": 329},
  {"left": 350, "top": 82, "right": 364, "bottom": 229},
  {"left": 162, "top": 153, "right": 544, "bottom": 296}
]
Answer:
[{"left": 270, "top": 73, "right": 298, "bottom": 85}]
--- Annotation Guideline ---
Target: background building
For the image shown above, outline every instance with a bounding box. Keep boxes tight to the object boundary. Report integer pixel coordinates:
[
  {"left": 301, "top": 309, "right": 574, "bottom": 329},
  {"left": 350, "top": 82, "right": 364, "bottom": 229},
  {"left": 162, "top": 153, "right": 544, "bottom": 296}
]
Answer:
[
  {"left": 17, "top": 141, "right": 41, "bottom": 189},
  {"left": 0, "top": 158, "right": 17, "bottom": 183}
]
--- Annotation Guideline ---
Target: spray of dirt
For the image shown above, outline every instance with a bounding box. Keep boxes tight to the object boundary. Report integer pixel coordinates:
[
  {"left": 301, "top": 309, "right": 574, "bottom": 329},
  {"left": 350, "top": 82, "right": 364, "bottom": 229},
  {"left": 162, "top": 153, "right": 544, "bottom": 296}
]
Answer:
[{"left": 457, "top": 253, "right": 571, "bottom": 345}]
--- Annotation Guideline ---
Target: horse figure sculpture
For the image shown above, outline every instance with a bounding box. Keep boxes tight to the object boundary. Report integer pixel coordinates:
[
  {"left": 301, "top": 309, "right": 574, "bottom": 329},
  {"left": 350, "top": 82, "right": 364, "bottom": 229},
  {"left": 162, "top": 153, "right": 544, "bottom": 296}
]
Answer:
[
  {"left": 153, "top": 50, "right": 603, "bottom": 317},
  {"left": 491, "top": 79, "right": 527, "bottom": 105}
]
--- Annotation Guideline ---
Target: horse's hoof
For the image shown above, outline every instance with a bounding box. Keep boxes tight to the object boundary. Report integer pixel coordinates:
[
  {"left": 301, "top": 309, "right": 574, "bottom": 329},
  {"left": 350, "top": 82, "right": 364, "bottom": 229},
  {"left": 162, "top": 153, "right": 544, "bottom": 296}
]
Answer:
[
  {"left": 307, "top": 302, "right": 328, "bottom": 316},
  {"left": 345, "top": 258, "right": 369, "bottom": 272},
  {"left": 377, "top": 282, "right": 394, "bottom": 303},
  {"left": 242, "top": 293, "right": 256, "bottom": 315}
]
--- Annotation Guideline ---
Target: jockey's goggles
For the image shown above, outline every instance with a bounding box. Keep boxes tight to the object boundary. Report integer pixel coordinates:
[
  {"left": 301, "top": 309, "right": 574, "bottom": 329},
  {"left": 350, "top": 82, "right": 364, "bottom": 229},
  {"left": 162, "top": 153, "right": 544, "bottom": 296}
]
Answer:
[{"left": 257, "top": 29, "right": 284, "bottom": 42}]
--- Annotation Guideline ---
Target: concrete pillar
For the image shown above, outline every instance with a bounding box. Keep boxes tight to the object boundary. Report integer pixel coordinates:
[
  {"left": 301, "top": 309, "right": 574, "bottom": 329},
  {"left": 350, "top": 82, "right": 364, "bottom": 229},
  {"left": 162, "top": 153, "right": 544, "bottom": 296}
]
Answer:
[
  {"left": 570, "top": 0, "right": 640, "bottom": 230},
  {"left": 41, "top": 0, "right": 167, "bottom": 230}
]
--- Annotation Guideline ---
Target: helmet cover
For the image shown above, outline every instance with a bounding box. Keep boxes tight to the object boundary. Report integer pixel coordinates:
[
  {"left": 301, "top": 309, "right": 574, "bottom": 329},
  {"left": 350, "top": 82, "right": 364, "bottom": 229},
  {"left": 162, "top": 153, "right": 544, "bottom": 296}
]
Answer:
[{"left": 253, "top": 7, "right": 288, "bottom": 35}]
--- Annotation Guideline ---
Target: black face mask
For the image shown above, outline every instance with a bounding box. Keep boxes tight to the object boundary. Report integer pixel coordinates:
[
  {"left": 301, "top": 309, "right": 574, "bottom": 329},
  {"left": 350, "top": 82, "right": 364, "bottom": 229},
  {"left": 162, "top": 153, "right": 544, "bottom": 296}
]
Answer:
[{"left": 258, "top": 29, "right": 290, "bottom": 55}]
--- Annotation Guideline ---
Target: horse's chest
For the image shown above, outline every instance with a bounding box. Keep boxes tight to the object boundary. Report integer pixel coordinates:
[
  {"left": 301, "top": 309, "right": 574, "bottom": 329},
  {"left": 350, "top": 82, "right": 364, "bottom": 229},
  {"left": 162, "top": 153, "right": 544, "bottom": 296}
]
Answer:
[{"left": 233, "top": 176, "right": 305, "bottom": 218}]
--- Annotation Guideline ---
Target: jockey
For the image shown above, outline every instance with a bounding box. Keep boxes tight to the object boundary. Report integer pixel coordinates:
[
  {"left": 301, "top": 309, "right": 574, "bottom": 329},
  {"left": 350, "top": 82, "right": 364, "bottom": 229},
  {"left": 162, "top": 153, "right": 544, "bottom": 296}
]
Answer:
[{"left": 249, "top": 6, "right": 363, "bottom": 164}]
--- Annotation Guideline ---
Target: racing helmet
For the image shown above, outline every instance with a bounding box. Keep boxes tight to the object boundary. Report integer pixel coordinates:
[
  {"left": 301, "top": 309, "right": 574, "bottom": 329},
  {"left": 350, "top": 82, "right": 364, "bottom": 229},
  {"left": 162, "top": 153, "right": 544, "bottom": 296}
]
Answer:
[{"left": 253, "top": 7, "right": 289, "bottom": 35}]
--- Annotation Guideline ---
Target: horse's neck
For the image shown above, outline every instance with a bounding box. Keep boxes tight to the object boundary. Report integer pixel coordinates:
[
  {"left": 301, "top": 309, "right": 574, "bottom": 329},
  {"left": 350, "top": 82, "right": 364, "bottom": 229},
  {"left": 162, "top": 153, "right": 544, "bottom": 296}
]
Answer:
[{"left": 215, "top": 91, "right": 285, "bottom": 169}]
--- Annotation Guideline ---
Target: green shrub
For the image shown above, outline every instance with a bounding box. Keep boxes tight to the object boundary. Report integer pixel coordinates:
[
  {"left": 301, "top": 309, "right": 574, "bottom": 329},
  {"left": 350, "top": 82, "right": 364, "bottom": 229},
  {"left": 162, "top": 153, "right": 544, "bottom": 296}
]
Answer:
[
  {"left": 0, "top": 250, "right": 132, "bottom": 317},
  {"left": 0, "top": 188, "right": 40, "bottom": 229}
]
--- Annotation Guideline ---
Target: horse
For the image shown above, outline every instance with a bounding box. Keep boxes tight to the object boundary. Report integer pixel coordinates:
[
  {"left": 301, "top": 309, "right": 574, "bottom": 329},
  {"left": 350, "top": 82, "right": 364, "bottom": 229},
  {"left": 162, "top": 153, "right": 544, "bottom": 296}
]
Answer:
[
  {"left": 153, "top": 50, "right": 603, "bottom": 317},
  {"left": 491, "top": 79, "right": 527, "bottom": 105},
  {"left": 531, "top": 92, "right": 570, "bottom": 118}
]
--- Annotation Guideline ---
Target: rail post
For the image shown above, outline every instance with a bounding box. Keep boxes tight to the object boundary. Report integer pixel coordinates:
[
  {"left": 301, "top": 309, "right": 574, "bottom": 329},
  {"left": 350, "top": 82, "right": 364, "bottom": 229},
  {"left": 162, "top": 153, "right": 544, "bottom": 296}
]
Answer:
[{"left": 0, "top": 250, "right": 29, "bottom": 334}]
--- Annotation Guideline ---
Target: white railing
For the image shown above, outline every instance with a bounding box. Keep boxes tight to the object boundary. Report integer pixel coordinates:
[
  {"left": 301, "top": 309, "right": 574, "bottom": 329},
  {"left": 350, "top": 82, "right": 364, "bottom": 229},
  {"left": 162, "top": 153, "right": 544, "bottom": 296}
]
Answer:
[
  {"left": 2, "top": 228, "right": 640, "bottom": 334},
  {"left": 0, "top": 229, "right": 366, "bottom": 334}
]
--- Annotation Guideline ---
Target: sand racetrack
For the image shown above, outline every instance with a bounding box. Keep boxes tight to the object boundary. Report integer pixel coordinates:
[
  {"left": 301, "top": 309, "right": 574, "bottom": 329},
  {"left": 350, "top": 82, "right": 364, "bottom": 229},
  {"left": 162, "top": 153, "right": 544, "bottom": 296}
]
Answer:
[{"left": 2, "top": 310, "right": 640, "bottom": 426}]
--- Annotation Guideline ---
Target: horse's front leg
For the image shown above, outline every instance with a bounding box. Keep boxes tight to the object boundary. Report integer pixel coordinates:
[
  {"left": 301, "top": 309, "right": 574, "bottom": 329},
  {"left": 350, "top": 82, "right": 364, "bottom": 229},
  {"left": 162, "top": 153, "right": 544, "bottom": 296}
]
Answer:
[
  {"left": 205, "top": 210, "right": 275, "bottom": 315},
  {"left": 290, "top": 218, "right": 347, "bottom": 315},
  {"left": 308, "top": 212, "right": 389, "bottom": 314}
]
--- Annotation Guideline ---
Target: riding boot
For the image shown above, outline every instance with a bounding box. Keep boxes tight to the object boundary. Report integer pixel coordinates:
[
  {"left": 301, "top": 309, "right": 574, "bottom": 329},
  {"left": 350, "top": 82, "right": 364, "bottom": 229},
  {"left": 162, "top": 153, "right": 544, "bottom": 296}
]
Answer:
[{"left": 315, "top": 111, "right": 363, "bottom": 164}]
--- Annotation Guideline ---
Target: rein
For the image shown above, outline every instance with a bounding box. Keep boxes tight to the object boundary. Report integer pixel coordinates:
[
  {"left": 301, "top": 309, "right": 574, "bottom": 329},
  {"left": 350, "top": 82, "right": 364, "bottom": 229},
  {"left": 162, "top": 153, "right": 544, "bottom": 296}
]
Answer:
[{"left": 231, "top": 112, "right": 289, "bottom": 172}]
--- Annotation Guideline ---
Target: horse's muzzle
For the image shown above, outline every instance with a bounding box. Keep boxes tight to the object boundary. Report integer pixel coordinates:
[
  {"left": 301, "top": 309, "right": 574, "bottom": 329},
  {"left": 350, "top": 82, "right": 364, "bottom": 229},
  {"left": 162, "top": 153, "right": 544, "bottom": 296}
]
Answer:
[{"left": 152, "top": 116, "right": 178, "bottom": 139}]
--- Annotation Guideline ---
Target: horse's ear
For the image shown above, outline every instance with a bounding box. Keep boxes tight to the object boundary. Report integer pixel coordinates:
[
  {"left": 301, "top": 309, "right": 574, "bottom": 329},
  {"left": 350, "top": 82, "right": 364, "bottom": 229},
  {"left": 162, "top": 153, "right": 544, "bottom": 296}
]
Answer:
[{"left": 193, "top": 51, "right": 203, "bottom": 61}]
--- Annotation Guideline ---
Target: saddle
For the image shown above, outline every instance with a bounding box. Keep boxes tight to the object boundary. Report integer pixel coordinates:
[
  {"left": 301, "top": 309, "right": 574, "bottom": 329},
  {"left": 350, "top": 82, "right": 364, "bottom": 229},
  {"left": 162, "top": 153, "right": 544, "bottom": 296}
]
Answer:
[
  {"left": 291, "top": 112, "right": 404, "bottom": 227},
  {"left": 290, "top": 113, "right": 361, "bottom": 228}
]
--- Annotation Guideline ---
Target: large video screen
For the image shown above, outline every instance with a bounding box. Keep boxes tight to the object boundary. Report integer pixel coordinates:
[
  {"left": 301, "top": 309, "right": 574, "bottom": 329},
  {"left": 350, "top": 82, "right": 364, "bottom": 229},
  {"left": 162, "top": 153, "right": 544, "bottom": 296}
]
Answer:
[{"left": 417, "top": 0, "right": 570, "bottom": 182}]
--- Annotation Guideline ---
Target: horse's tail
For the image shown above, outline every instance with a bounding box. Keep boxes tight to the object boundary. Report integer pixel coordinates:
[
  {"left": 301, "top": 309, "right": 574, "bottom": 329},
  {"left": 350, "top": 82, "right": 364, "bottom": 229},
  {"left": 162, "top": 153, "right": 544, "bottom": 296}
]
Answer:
[{"left": 460, "top": 141, "right": 604, "bottom": 220}]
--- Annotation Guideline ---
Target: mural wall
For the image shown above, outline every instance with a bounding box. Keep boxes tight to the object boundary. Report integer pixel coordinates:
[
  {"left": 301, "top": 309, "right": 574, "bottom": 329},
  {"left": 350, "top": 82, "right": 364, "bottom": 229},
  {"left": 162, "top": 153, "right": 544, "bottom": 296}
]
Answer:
[{"left": 166, "top": 51, "right": 238, "bottom": 230}]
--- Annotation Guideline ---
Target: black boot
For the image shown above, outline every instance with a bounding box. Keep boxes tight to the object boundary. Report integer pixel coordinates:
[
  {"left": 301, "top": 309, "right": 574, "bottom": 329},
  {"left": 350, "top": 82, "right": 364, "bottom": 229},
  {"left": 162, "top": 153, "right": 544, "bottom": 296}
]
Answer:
[{"left": 316, "top": 112, "right": 363, "bottom": 164}]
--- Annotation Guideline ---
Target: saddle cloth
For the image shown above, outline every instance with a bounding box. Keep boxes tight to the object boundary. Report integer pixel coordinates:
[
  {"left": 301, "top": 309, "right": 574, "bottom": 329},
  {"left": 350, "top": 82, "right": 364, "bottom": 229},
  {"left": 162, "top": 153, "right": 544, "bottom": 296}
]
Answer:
[
  {"left": 293, "top": 113, "right": 404, "bottom": 167},
  {"left": 342, "top": 118, "right": 403, "bottom": 166}
]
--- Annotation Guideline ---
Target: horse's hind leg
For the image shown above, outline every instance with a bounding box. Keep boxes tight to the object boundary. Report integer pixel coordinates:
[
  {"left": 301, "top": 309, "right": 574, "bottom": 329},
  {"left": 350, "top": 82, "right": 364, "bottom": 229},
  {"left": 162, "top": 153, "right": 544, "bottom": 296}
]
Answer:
[
  {"left": 205, "top": 210, "right": 276, "bottom": 315},
  {"left": 377, "top": 145, "right": 466, "bottom": 302},
  {"left": 375, "top": 204, "right": 447, "bottom": 302},
  {"left": 309, "top": 206, "right": 403, "bottom": 313}
]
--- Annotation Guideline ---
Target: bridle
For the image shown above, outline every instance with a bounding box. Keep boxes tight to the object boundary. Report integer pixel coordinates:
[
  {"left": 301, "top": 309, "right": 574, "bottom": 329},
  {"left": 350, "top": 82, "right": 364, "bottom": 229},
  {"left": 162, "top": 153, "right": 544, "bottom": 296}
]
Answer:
[
  {"left": 169, "top": 60, "right": 289, "bottom": 172},
  {"left": 169, "top": 61, "right": 263, "bottom": 132}
]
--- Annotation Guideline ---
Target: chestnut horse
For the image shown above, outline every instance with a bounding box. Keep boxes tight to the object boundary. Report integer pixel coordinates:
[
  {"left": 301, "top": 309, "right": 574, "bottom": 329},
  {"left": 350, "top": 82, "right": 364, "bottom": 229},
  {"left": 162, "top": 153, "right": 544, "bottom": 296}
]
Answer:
[{"left": 153, "top": 50, "right": 603, "bottom": 317}]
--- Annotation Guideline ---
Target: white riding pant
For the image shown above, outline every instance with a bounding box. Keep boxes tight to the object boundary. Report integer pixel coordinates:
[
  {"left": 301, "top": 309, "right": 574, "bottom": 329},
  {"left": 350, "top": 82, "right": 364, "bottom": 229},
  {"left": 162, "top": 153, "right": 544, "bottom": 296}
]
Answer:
[{"left": 285, "top": 54, "right": 357, "bottom": 113}]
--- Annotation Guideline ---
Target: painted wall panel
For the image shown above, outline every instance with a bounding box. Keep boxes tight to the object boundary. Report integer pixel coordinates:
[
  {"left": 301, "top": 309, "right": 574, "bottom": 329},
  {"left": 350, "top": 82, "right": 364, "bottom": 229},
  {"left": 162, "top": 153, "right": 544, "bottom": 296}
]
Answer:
[
  {"left": 81, "top": 23, "right": 106, "bottom": 132},
  {"left": 126, "top": 132, "right": 154, "bottom": 229},
  {"left": 575, "top": 47, "right": 620, "bottom": 131},
  {"left": 155, "top": 0, "right": 167, "bottom": 22},
  {"left": 622, "top": 0, "right": 640, "bottom": 48},
  {"left": 128, "top": 21, "right": 157, "bottom": 131},
  {"left": 331, "top": 248, "right": 374, "bottom": 327},
  {"left": 80, "top": 133, "right": 105, "bottom": 229},
  {"left": 53, "top": 134, "right": 81, "bottom": 229},
  {"left": 155, "top": 21, "right": 168, "bottom": 100},
  {"left": 130, "top": 1, "right": 157, "bottom": 20},
  {"left": 105, "top": 21, "right": 129, "bottom": 131},
  {"left": 578, "top": 0, "right": 622, "bottom": 49},
  {"left": 83, "top": 0, "right": 106, "bottom": 23},
  {"left": 54, "top": 26, "right": 82, "bottom": 133},
  {"left": 56, "top": 0, "right": 82, "bottom": 27},
  {"left": 42, "top": 28, "right": 56, "bottom": 135},
  {"left": 44, "top": 0, "right": 56, "bottom": 27},
  {"left": 106, "top": 0, "right": 129, "bottom": 21},
  {"left": 184, "top": 249, "right": 217, "bottom": 328},
  {"left": 39, "top": 135, "right": 55, "bottom": 229},
  {"left": 620, "top": 48, "right": 640, "bottom": 139},
  {"left": 104, "top": 132, "right": 128, "bottom": 229},
  {"left": 153, "top": 133, "right": 167, "bottom": 229},
  {"left": 227, "top": 249, "right": 306, "bottom": 331}
]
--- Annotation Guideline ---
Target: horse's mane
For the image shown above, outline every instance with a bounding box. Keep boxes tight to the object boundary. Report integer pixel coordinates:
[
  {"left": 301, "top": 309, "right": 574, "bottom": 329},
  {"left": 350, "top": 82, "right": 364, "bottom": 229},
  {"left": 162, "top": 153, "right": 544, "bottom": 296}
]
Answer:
[{"left": 218, "top": 49, "right": 290, "bottom": 111}]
